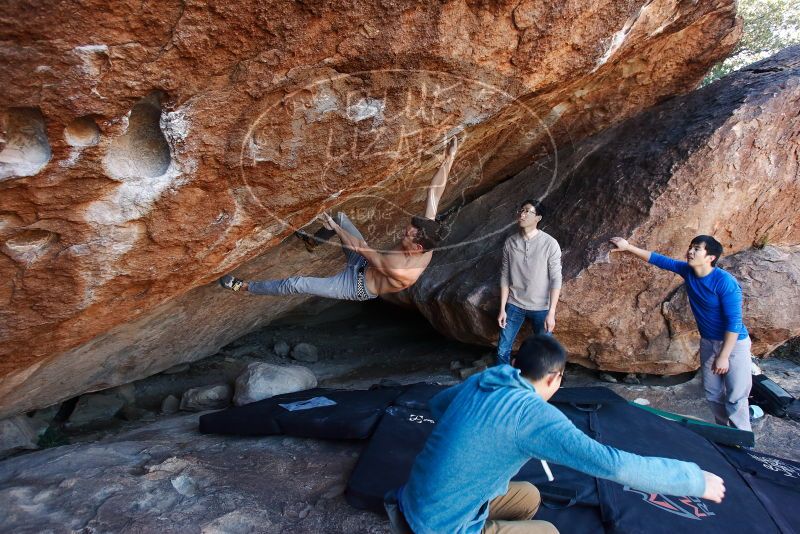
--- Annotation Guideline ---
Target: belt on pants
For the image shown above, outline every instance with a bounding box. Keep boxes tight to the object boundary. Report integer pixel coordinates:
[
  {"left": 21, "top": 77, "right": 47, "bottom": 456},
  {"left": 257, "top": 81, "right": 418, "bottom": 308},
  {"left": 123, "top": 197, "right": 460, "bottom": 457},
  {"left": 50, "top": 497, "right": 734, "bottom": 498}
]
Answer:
[{"left": 356, "top": 259, "right": 372, "bottom": 301}]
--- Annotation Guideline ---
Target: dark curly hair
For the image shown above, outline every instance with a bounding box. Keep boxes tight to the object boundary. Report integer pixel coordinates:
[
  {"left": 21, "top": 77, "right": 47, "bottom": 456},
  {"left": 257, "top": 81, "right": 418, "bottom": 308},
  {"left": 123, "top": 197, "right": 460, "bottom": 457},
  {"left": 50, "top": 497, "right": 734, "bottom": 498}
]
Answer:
[{"left": 410, "top": 216, "right": 445, "bottom": 252}]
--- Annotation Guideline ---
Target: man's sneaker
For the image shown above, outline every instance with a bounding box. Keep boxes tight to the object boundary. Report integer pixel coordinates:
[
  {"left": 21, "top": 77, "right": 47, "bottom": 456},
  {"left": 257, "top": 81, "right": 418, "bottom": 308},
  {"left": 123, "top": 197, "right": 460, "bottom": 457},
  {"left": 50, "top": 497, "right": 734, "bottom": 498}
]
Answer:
[{"left": 219, "top": 275, "right": 244, "bottom": 291}]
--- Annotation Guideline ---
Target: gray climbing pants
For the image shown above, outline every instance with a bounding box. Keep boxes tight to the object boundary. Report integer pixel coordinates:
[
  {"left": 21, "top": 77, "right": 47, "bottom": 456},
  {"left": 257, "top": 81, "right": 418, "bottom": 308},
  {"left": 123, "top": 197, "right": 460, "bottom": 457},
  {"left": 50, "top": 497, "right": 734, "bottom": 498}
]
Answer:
[
  {"left": 247, "top": 213, "right": 377, "bottom": 301},
  {"left": 699, "top": 336, "right": 753, "bottom": 431}
]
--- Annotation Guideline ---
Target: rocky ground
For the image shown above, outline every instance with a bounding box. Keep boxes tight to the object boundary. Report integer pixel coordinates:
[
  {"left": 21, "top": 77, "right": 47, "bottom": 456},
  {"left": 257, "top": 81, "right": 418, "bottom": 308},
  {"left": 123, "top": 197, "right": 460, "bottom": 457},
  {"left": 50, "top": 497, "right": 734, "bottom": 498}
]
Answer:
[{"left": 1, "top": 301, "right": 798, "bottom": 533}]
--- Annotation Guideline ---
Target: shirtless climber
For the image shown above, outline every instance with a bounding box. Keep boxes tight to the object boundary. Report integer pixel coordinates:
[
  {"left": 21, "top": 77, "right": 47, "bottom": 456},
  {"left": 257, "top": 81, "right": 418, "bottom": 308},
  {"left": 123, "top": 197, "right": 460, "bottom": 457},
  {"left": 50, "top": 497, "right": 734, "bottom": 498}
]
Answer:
[{"left": 218, "top": 137, "right": 458, "bottom": 300}]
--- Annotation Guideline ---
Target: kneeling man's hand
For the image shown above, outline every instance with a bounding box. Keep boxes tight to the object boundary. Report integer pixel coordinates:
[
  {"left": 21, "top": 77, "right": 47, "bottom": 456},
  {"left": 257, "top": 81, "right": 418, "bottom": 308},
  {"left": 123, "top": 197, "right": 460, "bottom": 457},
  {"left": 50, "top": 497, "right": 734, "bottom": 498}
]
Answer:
[{"left": 701, "top": 471, "right": 726, "bottom": 503}]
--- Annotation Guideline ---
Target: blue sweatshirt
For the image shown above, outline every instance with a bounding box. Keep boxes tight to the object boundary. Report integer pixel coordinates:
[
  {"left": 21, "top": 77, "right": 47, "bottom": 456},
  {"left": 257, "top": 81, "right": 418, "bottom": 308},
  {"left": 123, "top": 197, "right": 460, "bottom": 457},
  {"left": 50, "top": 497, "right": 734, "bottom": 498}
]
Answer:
[
  {"left": 398, "top": 366, "right": 706, "bottom": 534},
  {"left": 649, "top": 253, "right": 748, "bottom": 341}
]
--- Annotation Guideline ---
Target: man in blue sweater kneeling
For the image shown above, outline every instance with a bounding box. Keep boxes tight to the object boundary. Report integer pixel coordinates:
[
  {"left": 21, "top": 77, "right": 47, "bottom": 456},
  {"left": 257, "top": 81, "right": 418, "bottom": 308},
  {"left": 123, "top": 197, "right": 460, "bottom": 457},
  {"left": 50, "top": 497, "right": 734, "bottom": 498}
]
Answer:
[
  {"left": 388, "top": 336, "right": 725, "bottom": 533},
  {"left": 610, "top": 235, "right": 753, "bottom": 431}
]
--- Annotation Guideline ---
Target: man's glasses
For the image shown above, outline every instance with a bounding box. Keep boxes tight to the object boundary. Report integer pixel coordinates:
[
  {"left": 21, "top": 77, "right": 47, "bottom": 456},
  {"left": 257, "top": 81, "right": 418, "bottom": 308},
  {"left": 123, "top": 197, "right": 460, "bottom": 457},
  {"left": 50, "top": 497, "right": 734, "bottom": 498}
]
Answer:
[{"left": 517, "top": 208, "right": 537, "bottom": 215}]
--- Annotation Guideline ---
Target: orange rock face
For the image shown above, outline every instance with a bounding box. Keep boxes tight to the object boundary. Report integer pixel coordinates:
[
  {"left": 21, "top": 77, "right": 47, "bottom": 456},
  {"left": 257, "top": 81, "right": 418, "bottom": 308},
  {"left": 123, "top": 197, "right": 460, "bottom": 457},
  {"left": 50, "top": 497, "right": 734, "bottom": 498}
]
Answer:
[
  {"left": 0, "top": 0, "right": 740, "bottom": 416},
  {"left": 397, "top": 47, "right": 800, "bottom": 375}
]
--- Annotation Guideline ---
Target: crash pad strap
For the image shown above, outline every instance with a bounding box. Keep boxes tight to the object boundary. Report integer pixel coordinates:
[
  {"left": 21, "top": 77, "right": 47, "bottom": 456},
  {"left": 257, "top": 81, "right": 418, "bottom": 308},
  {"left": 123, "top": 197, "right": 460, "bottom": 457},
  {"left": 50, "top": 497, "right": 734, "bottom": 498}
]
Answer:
[{"left": 538, "top": 484, "right": 579, "bottom": 509}]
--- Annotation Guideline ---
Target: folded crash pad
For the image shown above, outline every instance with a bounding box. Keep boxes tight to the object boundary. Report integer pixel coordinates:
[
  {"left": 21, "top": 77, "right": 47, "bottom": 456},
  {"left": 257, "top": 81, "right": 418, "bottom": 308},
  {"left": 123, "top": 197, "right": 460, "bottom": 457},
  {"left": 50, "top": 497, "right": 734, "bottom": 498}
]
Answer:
[
  {"left": 751, "top": 374, "right": 800, "bottom": 421},
  {"left": 199, "top": 385, "right": 404, "bottom": 439}
]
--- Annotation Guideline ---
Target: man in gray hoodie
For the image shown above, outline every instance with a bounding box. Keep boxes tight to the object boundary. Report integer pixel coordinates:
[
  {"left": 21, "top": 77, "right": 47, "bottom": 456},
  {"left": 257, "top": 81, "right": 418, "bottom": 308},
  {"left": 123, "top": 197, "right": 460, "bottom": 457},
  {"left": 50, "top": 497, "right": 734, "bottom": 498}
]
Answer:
[{"left": 389, "top": 336, "right": 726, "bottom": 533}]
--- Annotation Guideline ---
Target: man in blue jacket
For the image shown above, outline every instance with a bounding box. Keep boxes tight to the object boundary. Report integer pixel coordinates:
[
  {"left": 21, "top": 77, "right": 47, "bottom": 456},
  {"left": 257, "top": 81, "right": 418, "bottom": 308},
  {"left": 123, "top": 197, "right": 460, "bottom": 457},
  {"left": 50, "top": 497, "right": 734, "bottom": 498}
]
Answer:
[
  {"left": 610, "top": 235, "right": 753, "bottom": 431},
  {"left": 390, "top": 336, "right": 725, "bottom": 534}
]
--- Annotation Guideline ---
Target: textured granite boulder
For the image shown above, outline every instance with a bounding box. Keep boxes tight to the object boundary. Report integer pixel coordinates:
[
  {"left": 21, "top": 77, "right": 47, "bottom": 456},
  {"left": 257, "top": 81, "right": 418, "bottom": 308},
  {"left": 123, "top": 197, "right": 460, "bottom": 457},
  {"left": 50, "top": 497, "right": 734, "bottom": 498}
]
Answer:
[
  {"left": 0, "top": 0, "right": 740, "bottom": 416},
  {"left": 65, "top": 394, "right": 125, "bottom": 428},
  {"left": 393, "top": 48, "right": 800, "bottom": 374}
]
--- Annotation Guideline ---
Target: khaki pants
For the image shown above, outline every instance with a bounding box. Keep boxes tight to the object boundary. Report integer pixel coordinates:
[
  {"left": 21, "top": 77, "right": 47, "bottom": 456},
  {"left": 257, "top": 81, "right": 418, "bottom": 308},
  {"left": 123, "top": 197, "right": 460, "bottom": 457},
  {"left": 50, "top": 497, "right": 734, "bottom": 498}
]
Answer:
[
  {"left": 385, "top": 482, "right": 558, "bottom": 534},
  {"left": 482, "top": 482, "right": 559, "bottom": 534}
]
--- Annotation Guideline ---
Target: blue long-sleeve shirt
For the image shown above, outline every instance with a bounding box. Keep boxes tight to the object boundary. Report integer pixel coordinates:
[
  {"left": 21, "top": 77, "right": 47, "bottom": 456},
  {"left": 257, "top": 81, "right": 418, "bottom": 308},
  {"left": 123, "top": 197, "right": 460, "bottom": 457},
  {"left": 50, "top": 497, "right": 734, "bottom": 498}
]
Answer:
[
  {"left": 398, "top": 366, "right": 706, "bottom": 534},
  {"left": 649, "top": 253, "right": 748, "bottom": 341}
]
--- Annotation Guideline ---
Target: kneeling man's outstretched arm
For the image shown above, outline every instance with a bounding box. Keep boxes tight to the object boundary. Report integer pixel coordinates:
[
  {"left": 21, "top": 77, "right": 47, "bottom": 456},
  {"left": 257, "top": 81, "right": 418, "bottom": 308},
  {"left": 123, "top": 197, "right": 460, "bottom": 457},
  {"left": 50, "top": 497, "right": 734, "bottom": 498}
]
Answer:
[{"left": 519, "top": 404, "right": 725, "bottom": 502}]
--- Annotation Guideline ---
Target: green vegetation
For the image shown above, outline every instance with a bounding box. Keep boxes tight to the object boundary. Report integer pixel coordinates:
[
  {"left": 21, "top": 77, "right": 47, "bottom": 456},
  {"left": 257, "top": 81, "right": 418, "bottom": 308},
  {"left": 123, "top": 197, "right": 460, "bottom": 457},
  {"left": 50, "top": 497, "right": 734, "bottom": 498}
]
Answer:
[{"left": 703, "top": 0, "right": 800, "bottom": 85}]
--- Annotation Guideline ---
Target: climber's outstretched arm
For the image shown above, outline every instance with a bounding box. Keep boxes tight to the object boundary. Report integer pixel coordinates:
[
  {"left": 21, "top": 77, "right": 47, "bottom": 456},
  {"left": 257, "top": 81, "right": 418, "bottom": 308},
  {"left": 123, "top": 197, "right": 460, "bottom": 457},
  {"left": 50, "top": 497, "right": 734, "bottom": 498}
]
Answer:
[{"left": 423, "top": 137, "right": 458, "bottom": 220}]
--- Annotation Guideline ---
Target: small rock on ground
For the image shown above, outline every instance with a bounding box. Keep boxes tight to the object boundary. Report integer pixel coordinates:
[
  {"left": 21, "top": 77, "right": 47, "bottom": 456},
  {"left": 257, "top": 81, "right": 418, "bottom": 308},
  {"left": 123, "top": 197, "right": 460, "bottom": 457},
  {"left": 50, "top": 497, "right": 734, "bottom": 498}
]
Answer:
[
  {"left": 161, "top": 395, "right": 180, "bottom": 414},
  {"left": 234, "top": 363, "right": 317, "bottom": 406},
  {"left": 274, "top": 341, "right": 291, "bottom": 357},
  {"left": 622, "top": 373, "right": 640, "bottom": 384},
  {"left": 291, "top": 343, "right": 319, "bottom": 363},
  {"left": 180, "top": 384, "right": 232, "bottom": 412}
]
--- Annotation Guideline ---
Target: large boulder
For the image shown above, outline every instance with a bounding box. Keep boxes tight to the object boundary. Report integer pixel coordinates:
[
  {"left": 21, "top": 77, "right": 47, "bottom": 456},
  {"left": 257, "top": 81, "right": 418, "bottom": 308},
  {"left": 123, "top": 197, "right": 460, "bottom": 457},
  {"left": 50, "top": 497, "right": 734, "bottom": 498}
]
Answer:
[
  {"left": 0, "top": 0, "right": 740, "bottom": 416},
  {"left": 394, "top": 47, "right": 800, "bottom": 374}
]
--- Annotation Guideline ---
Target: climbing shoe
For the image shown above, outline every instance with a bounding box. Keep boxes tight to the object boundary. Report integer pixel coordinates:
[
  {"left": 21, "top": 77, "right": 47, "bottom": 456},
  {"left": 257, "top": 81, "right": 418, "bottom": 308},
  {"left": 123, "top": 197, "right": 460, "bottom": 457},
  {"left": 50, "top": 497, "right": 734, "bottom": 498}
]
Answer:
[{"left": 219, "top": 275, "right": 244, "bottom": 292}]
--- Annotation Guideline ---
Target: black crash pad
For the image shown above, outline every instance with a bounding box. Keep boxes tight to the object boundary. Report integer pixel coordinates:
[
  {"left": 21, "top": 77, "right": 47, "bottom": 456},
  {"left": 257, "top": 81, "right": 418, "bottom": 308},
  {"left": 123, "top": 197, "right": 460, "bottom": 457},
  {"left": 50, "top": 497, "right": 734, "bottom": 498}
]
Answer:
[
  {"left": 199, "top": 386, "right": 404, "bottom": 440},
  {"left": 345, "top": 404, "right": 438, "bottom": 512},
  {"left": 715, "top": 445, "right": 800, "bottom": 534},
  {"left": 199, "top": 382, "right": 799, "bottom": 533},
  {"left": 344, "top": 385, "right": 800, "bottom": 534},
  {"left": 345, "top": 387, "right": 619, "bottom": 517},
  {"left": 593, "top": 396, "right": 782, "bottom": 534}
]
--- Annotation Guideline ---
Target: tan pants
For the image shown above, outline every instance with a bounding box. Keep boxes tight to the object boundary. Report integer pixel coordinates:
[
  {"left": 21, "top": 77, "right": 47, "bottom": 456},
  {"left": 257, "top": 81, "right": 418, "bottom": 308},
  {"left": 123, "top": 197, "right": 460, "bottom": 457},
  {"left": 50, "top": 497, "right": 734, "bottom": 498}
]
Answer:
[
  {"left": 385, "top": 482, "right": 558, "bottom": 534},
  {"left": 482, "top": 482, "right": 559, "bottom": 534}
]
